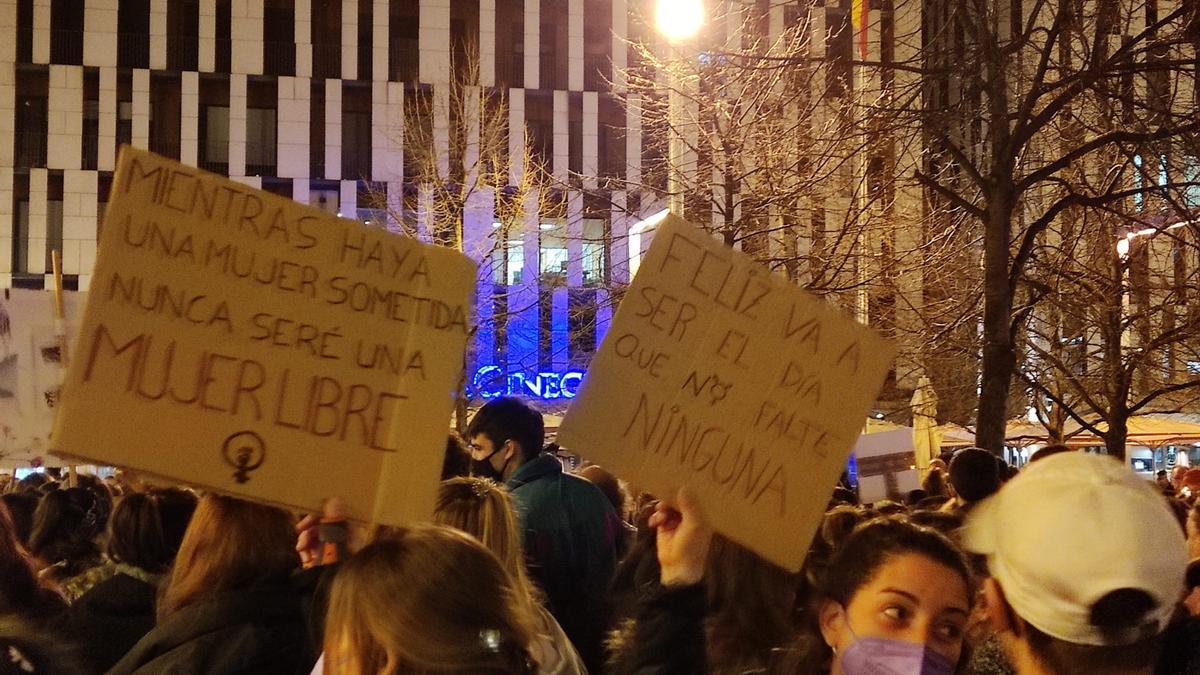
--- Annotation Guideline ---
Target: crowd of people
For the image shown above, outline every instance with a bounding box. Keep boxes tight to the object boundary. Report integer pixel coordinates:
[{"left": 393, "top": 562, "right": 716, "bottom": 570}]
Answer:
[{"left": 0, "top": 397, "right": 1197, "bottom": 675}]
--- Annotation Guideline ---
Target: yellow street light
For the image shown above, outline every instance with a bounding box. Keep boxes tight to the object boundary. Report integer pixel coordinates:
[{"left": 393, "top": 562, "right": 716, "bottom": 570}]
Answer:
[{"left": 656, "top": 0, "right": 704, "bottom": 42}]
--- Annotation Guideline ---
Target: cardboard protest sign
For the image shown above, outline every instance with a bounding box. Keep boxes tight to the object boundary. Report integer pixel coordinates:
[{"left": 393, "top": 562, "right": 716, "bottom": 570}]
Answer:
[
  {"left": 557, "top": 214, "right": 894, "bottom": 571},
  {"left": 853, "top": 428, "right": 919, "bottom": 504},
  {"left": 53, "top": 148, "right": 476, "bottom": 525},
  {"left": 0, "top": 289, "right": 85, "bottom": 467}
]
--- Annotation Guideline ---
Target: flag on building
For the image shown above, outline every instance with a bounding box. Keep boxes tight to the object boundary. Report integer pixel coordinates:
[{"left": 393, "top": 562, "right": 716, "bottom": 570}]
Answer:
[{"left": 852, "top": 0, "right": 869, "bottom": 60}]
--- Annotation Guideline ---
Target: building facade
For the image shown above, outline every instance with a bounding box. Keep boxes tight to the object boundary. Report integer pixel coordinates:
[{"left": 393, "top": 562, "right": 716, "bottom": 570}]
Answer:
[
  {"left": 0, "top": 0, "right": 651, "bottom": 403},
  {"left": 4, "top": 0, "right": 925, "bottom": 409}
]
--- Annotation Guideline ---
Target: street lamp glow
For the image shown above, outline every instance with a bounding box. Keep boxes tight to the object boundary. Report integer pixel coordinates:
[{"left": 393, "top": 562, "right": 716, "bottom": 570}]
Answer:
[{"left": 656, "top": 0, "right": 704, "bottom": 41}]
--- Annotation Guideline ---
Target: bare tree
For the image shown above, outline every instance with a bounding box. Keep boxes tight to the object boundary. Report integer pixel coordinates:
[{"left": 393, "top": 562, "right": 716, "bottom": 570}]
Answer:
[
  {"left": 620, "top": 3, "right": 901, "bottom": 293},
  {"left": 864, "top": 0, "right": 1200, "bottom": 451},
  {"left": 607, "top": 0, "right": 983, "bottom": 402},
  {"left": 1020, "top": 209, "right": 1200, "bottom": 459},
  {"left": 370, "top": 46, "right": 631, "bottom": 425},
  {"left": 365, "top": 48, "right": 563, "bottom": 427}
]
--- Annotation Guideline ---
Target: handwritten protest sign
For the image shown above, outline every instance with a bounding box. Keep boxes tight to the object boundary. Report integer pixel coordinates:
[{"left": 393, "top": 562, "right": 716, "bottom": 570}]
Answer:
[
  {"left": 854, "top": 428, "right": 919, "bottom": 503},
  {"left": 53, "top": 148, "right": 476, "bottom": 525},
  {"left": 0, "top": 289, "right": 85, "bottom": 467},
  {"left": 557, "top": 214, "right": 894, "bottom": 570}
]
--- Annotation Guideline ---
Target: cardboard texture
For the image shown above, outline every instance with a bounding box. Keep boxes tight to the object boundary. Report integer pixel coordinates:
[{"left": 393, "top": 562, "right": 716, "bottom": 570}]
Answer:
[
  {"left": 52, "top": 148, "right": 477, "bottom": 525},
  {"left": 557, "top": 215, "right": 895, "bottom": 571},
  {"left": 853, "top": 428, "right": 919, "bottom": 504}
]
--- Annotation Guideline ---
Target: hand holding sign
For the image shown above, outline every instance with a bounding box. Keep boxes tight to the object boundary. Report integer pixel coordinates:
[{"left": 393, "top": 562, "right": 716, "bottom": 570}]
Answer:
[
  {"left": 557, "top": 214, "right": 895, "bottom": 571},
  {"left": 652, "top": 487, "right": 713, "bottom": 586}
]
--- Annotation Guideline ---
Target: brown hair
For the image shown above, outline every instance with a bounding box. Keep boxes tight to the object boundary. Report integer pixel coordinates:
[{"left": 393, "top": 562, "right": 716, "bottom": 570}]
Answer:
[
  {"left": 107, "top": 492, "right": 169, "bottom": 573},
  {"left": 432, "top": 477, "right": 541, "bottom": 617},
  {"left": 704, "top": 534, "right": 798, "bottom": 672},
  {"left": 324, "top": 526, "right": 537, "bottom": 674},
  {"left": 157, "top": 494, "right": 298, "bottom": 620},
  {"left": 0, "top": 501, "right": 41, "bottom": 608},
  {"left": 922, "top": 467, "right": 949, "bottom": 497},
  {"left": 779, "top": 517, "right": 975, "bottom": 673}
]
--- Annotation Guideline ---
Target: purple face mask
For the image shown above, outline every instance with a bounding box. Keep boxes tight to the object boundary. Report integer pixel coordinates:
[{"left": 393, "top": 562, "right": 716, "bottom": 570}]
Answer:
[{"left": 839, "top": 636, "right": 956, "bottom": 675}]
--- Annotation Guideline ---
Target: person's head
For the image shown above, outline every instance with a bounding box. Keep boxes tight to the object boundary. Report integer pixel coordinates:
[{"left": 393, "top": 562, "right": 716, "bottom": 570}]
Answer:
[
  {"left": 441, "top": 433, "right": 472, "bottom": 480},
  {"left": 578, "top": 464, "right": 627, "bottom": 516},
  {"left": 949, "top": 447, "right": 1001, "bottom": 504},
  {"left": 106, "top": 492, "right": 170, "bottom": 574},
  {"left": 929, "top": 458, "right": 949, "bottom": 474},
  {"left": 962, "top": 452, "right": 1187, "bottom": 675},
  {"left": 1182, "top": 469, "right": 1200, "bottom": 496},
  {"left": 103, "top": 476, "right": 125, "bottom": 498},
  {"left": 1029, "top": 444, "right": 1072, "bottom": 464},
  {"left": 915, "top": 494, "right": 951, "bottom": 511},
  {"left": 1155, "top": 470, "right": 1171, "bottom": 490},
  {"left": 16, "top": 473, "right": 49, "bottom": 493},
  {"left": 921, "top": 468, "right": 948, "bottom": 498},
  {"left": 816, "top": 518, "right": 974, "bottom": 674},
  {"left": 152, "top": 487, "right": 198, "bottom": 557},
  {"left": 821, "top": 505, "right": 866, "bottom": 551},
  {"left": 1172, "top": 465, "right": 1188, "bottom": 486},
  {"left": 432, "top": 477, "right": 539, "bottom": 615},
  {"left": 0, "top": 501, "right": 40, "bottom": 608},
  {"left": 1164, "top": 497, "right": 1188, "bottom": 538},
  {"left": 466, "top": 398, "right": 545, "bottom": 482},
  {"left": 874, "top": 499, "right": 908, "bottom": 516},
  {"left": 908, "top": 509, "right": 965, "bottom": 537},
  {"left": 158, "top": 494, "right": 298, "bottom": 620},
  {"left": 1188, "top": 502, "right": 1200, "bottom": 559},
  {"left": 74, "top": 474, "right": 113, "bottom": 531},
  {"left": 27, "top": 488, "right": 101, "bottom": 570},
  {"left": 830, "top": 486, "right": 859, "bottom": 507},
  {"left": 324, "top": 527, "right": 536, "bottom": 674},
  {"left": 0, "top": 493, "right": 38, "bottom": 547}
]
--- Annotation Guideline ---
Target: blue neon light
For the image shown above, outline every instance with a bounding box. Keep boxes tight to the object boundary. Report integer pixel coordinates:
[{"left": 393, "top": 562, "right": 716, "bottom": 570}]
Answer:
[{"left": 472, "top": 366, "right": 585, "bottom": 400}]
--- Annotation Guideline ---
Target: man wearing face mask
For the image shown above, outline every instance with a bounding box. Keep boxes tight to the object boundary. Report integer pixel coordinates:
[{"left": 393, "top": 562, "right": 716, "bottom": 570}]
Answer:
[{"left": 466, "top": 397, "right": 621, "bottom": 673}]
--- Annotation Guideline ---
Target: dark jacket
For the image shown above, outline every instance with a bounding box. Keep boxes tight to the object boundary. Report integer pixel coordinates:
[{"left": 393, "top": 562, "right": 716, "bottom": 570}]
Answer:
[
  {"left": 508, "top": 453, "right": 622, "bottom": 672},
  {"left": 105, "top": 583, "right": 312, "bottom": 675},
  {"left": 61, "top": 571, "right": 158, "bottom": 673},
  {"left": 0, "top": 584, "right": 66, "bottom": 626},
  {"left": 1157, "top": 614, "right": 1200, "bottom": 675},
  {"left": 609, "top": 583, "right": 707, "bottom": 675}
]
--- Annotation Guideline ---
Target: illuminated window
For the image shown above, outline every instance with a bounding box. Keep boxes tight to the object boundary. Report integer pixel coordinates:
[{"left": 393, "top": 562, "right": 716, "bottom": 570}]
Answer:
[
  {"left": 492, "top": 239, "right": 525, "bottom": 286},
  {"left": 582, "top": 217, "right": 607, "bottom": 284},
  {"left": 539, "top": 220, "right": 567, "bottom": 277}
]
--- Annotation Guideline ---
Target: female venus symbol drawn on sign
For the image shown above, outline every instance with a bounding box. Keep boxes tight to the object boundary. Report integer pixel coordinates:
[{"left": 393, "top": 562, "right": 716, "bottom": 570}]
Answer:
[{"left": 222, "top": 431, "right": 266, "bottom": 483}]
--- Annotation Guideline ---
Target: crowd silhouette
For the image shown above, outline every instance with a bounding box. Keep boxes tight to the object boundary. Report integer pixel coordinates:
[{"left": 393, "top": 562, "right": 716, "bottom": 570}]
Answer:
[{"left": 0, "top": 397, "right": 1196, "bottom": 675}]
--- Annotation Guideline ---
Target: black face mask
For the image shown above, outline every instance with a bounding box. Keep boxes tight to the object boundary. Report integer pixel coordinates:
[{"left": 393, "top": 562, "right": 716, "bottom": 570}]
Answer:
[{"left": 470, "top": 448, "right": 511, "bottom": 482}]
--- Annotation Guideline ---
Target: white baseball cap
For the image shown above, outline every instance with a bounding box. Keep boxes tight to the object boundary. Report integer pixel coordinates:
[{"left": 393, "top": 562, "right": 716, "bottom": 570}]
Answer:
[{"left": 961, "top": 451, "right": 1186, "bottom": 646}]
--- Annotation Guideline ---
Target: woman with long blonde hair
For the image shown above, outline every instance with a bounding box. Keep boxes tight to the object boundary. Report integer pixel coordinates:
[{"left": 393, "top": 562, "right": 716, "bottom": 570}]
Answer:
[
  {"left": 109, "top": 494, "right": 312, "bottom": 674},
  {"left": 323, "top": 525, "right": 538, "bottom": 674},
  {"left": 434, "top": 477, "right": 587, "bottom": 675}
]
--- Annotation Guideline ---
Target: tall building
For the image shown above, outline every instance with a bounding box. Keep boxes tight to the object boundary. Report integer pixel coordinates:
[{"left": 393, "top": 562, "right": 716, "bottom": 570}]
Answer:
[
  {"left": 20, "top": 0, "right": 1190, "bottom": 422},
  {"left": 4, "top": 1, "right": 930, "bottom": 408},
  {"left": 0, "top": 0, "right": 664, "bottom": 406}
]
